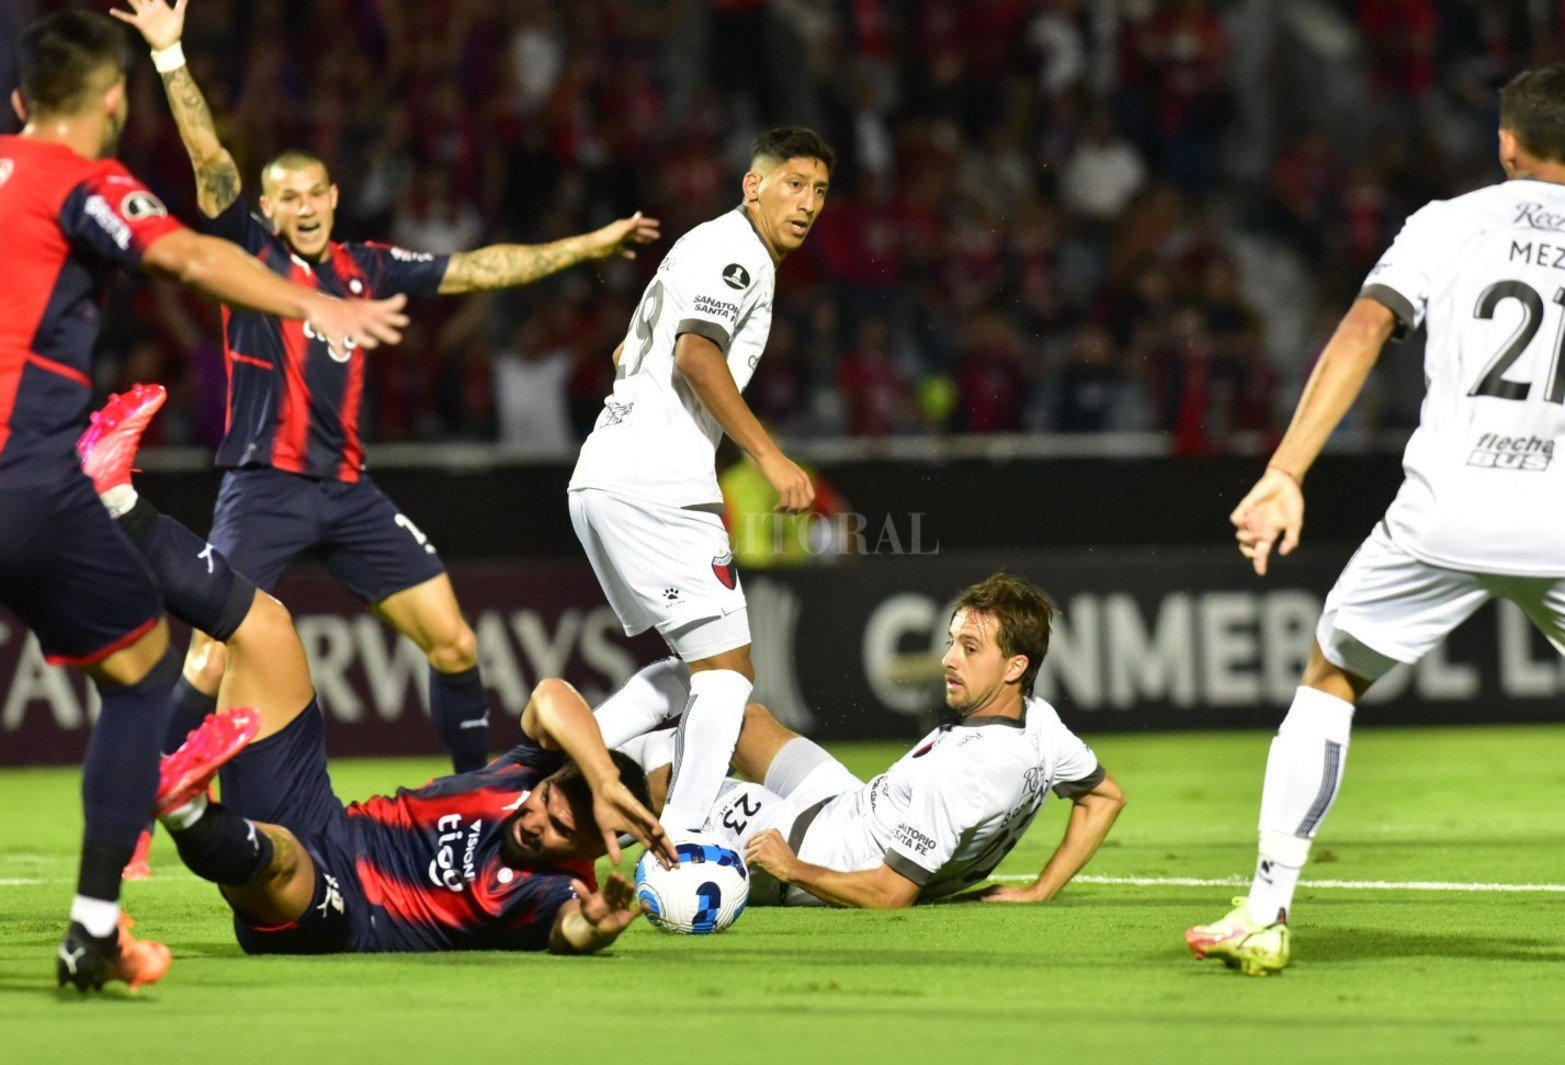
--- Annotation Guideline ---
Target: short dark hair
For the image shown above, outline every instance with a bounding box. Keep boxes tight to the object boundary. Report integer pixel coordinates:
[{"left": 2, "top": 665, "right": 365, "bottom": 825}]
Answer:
[
  {"left": 261, "top": 148, "right": 332, "bottom": 185},
  {"left": 1500, "top": 66, "right": 1565, "bottom": 164},
  {"left": 18, "top": 10, "right": 129, "bottom": 117},
  {"left": 751, "top": 126, "right": 836, "bottom": 175},
  {"left": 952, "top": 573, "right": 1057, "bottom": 698},
  {"left": 552, "top": 751, "right": 654, "bottom": 852}
]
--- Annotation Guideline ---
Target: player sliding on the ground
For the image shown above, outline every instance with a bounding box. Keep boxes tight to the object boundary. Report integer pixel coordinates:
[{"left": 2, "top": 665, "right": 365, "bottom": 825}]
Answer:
[
  {"left": 112, "top": 0, "right": 660, "bottom": 781},
  {"left": 2, "top": 9, "right": 408, "bottom": 992},
  {"left": 616, "top": 574, "right": 1126, "bottom": 908},
  {"left": 1187, "top": 64, "right": 1565, "bottom": 977},
  {"left": 569, "top": 126, "right": 833, "bottom": 837},
  {"left": 81, "top": 385, "right": 677, "bottom": 955}
]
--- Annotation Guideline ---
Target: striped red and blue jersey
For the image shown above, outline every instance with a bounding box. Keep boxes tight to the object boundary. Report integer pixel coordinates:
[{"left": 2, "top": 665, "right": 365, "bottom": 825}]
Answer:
[
  {"left": 345, "top": 736, "right": 594, "bottom": 952},
  {"left": 206, "top": 199, "right": 448, "bottom": 482},
  {"left": 0, "top": 135, "right": 184, "bottom": 487}
]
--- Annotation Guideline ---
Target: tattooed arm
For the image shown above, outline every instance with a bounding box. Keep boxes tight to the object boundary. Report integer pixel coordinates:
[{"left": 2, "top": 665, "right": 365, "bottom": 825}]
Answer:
[
  {"left": 112, "top": 0, "right": 242, "bottom": 218},
  {"left": 438, "top": 213, "right": 662, "bottom": 295}
]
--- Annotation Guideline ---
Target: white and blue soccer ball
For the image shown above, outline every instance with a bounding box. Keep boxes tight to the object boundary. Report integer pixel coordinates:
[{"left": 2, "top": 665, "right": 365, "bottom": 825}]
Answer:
[{"left": 635, "top": 829, "right": 749, "bottom": 935}]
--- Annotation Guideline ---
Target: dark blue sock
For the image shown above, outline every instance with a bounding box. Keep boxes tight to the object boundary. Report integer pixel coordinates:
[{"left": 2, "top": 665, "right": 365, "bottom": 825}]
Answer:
[
  {"left": 116, "top": 498, "right": 254, "bottom": 640},
  {"left": 78, "top": 648, "right": 181, "bottom": 902},
  {"left": 163, "top": 674, "right": 219, "bottom": 755},
  {"left": 169, "top": 801, "right": 275, "bottom": 886},
  {"left": 430, "top": 665, "right": 490, "bottom": 773}
]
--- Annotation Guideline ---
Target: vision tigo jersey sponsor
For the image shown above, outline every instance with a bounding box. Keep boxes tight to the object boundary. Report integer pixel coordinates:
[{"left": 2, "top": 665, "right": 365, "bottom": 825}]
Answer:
[
  {"left": 207, "top": 199, "right": 449, "bottom": 482},
  {"left": 571, "top": 205, "right": 776, "bottom": 508},
  {"left": 0, "top": 136, "right": 184, "bottom": 485},
  {"left": 345, "top": 738, "right": 592, "bottom": 951},
  {"left": 1364, "top": 179, "right": 1565, "bottom": 575}
]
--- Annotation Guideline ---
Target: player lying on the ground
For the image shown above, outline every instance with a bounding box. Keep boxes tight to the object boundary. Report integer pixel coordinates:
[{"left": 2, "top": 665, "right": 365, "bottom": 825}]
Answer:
[
  {"left": 615, "top": 573, "right": 1127, "bottom": 908},
  {"left": 1186, "top": 64, "right": 1565, "bottom": 977},
  {"left": 81, "top": 385, "right": 676, "bottom": 954},
  {"left": 113, "top": 0, "right": 661, "bottom": 777}
]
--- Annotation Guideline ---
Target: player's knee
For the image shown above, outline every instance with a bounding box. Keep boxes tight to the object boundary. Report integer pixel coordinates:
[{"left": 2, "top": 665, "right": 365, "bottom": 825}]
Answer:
[
  {"left": 184, "top": 634, "right": 228, "bottom": 691},
  {"left": 428, "top": 623, "right": 478, "bottom": 674},
  {"left": 234, "top": 590, "right": 296, "bottom": 650},
  {"left": 743, "top": 701, "right": 779, "bottom": 733}
]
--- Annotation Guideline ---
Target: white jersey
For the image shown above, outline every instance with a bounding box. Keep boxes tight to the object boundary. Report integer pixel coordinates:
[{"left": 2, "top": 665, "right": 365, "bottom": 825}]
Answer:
[
  {"left": 570, "top": 207, "right": 776, "bottom": 508},
  {"left": 1366, "top": 179, "right": 1565, "bottom": 575},
  {"left": 802, "top": 697, "right": 1102, "bottom": 900}
]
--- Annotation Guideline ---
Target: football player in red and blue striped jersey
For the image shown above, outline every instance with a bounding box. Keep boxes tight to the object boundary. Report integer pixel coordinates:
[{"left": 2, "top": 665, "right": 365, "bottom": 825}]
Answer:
[
  {"left": 2, "top": 8, "right": 407, "bottom": 990},
  {"left": 113, "top": 0, "right": 660, "bottom": 776}
]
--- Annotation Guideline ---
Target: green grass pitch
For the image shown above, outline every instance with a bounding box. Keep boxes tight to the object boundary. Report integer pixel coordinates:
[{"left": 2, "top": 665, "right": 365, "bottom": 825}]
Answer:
[{"left": 2, "top": 725, "right": 1562, "bottom": 1064}]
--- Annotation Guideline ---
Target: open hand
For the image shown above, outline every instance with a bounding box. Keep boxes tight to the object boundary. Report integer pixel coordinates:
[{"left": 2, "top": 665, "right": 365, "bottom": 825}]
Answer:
[
  {"left": 305, "top": 293, "right": 408, "bottom": 356},
  {"left": 110, "top": 0, "right": 188, "bottom": 52},
  {"left": 571, "top": 873, "right": 645, "bottom": 937},
  {"left": 590, "top": 212, "right": 662, "bottom": 261},
  {"left": 593, "top": 778, "right": 677, "bottom": 868}
]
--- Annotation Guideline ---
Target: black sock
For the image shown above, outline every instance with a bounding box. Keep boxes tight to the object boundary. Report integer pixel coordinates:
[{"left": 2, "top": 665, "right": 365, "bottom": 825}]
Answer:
[
  {"left": 116, "top": 498, "right": 255, "bottom": 640},
  {"left": 163, "top": 675, "right": 220, "bottom": 754},
  {"left": 79, "top": 648, "right": 182, "bottom": 902},
  {"left": 430, "top": 665, "right": 489, "bottom": 773},
  {"left": 168, "top": 801, "right": 275, "bottom": 886}
]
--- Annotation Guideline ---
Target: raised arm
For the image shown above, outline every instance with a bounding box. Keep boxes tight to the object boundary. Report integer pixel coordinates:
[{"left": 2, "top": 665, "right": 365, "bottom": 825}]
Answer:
[
  {"left": 438, "top": 213, "right": 661, "bottom": 294},
  {"left": 112, "top": 0, "right": 241, "bottom": 218},
  {"left": 1232, "top": 297, "right": 1396, "bottom": 575},
  {"left": 521, "top": 679, "right": 674, "bottom": 865},
  {"left": 673, "top": 333, "right": 814, "bottom": 513},
  {"left": 981, "top": 772, "right": 1126, "bottom": 904},
  {"left": 744, "top": 830, "right": 921, "bottom": 909}
]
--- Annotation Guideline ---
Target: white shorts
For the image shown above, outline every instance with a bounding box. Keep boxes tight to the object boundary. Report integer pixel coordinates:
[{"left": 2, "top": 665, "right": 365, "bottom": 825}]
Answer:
[
  {"left": 569, "top": 488, "right": 749, "bottom": 656},
  {"left": 1319, "top": 524, "right": 1565, "bottom": 682}
]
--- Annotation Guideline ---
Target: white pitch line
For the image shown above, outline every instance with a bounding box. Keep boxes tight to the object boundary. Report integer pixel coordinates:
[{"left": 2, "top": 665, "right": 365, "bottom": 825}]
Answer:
[
  {"left": 5, "top": 874, "right": 1563, "bottom": 893},
  {"left": 994, "top": 873, "right": 1565, "bottom": 893}
]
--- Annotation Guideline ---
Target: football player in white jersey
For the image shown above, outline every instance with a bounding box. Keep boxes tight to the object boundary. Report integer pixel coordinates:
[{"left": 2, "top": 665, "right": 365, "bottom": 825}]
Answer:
[
  {"left": 569, "top": 128, "right": 833, "bottom": 835},
  {"left": 617, "top": 574, "right": 1127, "bottom": 908},
  {"left": 1187, "top": 66, "right": 1565, "bottom": 976}
]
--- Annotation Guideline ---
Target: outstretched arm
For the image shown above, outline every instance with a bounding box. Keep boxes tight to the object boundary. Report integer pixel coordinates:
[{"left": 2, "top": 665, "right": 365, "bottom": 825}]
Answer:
[
  {"left": 980, "top": 773, "right": 1126, "bottom": 904},
  {"left": 141, "top": 228, "right": 406, "bottom": 351},
  {"left": 1232, "top": 297, "right": 1396, "bottom": 576},
  {"left": 112, "top": 0, "right": 242, "bottom": 218},
  {"left": 438, "top": 213, "right": 661, "bottom": 294},
  {"left": 744, "top": 830, "right": 921, "bottom": 909}
]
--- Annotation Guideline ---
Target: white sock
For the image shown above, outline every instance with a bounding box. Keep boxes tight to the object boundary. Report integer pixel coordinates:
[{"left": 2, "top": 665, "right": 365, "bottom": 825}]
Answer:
[
  {"left": 159, "top": 792, "right": 209, "bottom": 832},
  {"left": 100, "top": 484, "right": 138, "bottom": 519},
  {"left": 71, "top": 895, "right": 120, "bottom": 938},
  {"left": 1248, "top": 685, "right": 1355, "bottom": 924},
  {"left": 616, "top": 727, "right": 676, "bottom": 775},
  {"left": 594, "top": 657, "right": 691, "bottom": 749},
  {"left": 662, "top": 669, "right": 751, "bottom": 832}
]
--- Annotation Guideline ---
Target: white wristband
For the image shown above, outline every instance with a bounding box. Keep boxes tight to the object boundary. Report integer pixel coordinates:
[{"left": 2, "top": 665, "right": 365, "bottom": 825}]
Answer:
[{"left": 151, "top": 42, "right": 186, "bottom": 74}]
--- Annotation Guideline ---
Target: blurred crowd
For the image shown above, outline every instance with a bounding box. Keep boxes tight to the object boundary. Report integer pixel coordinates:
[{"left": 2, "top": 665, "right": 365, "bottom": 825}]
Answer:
[{"left": 13, "top": 0, "right": 1565, "bottom": 453}]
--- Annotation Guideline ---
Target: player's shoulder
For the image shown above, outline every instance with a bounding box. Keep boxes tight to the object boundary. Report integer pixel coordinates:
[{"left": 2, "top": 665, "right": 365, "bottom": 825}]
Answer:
[
  {"left": 668, "top": 208, "right": 772, "bottom": 275},
  {"left": 350, "top": 238, "right": 439, "bottom": 264},
  {"left": 1, "top": 137, "right": 122, "bottom": 197}
]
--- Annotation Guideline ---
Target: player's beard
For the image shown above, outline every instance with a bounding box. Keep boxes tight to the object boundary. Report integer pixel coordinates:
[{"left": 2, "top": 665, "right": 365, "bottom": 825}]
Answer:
[
  {"left": 101, "top": 110, "right": 125, "bottom": 157},
  {"left": 497, "top": 809, "right": 539, "bottom": 865}
]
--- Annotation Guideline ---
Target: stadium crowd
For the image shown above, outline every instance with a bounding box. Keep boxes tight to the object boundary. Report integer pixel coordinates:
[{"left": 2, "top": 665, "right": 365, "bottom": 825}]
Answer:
[{"left": 9, "top": 0, "right": 1562, "bottom": 453}]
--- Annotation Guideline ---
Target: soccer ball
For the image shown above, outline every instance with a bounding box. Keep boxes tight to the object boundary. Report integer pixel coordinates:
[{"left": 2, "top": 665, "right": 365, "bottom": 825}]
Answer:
[{"left": 634, "top": 830, "right": 749, "bottom": 934}]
